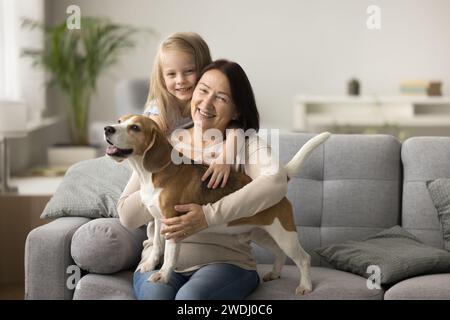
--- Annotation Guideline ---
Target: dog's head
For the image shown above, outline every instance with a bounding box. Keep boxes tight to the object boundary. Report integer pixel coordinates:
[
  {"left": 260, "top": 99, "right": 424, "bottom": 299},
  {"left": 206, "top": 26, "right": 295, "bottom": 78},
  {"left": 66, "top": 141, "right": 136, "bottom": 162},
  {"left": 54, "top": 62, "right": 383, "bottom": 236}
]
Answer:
[{"left": 104, "top": 114, "right": 171, "bottom": 172}]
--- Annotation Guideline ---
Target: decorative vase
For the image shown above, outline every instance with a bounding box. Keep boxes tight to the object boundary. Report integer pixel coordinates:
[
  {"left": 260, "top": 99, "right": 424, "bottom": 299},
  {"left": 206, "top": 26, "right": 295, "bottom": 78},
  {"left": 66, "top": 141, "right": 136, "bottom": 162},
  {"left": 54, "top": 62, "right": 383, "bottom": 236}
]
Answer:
[{"left": 347, "top": 78, "right": 360, "bottom": 96}]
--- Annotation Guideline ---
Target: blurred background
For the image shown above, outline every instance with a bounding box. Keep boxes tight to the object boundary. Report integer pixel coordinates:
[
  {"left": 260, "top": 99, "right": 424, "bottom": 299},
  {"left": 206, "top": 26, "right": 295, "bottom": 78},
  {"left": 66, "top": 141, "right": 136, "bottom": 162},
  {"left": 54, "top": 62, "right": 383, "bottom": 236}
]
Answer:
[
  {"left": 2, "top": 0, "right": 450, "bottom": 175},
  {"left": 1, "top": 0, "right": 450, "bottom": 298}
]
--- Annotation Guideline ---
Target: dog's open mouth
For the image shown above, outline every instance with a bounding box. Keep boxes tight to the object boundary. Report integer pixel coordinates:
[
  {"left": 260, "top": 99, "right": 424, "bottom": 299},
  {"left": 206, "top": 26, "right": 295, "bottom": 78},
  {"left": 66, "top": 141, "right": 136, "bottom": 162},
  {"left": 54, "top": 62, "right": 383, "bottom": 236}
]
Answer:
[{"left": 105, "top": 140, "right": 133, "bottom": 158}]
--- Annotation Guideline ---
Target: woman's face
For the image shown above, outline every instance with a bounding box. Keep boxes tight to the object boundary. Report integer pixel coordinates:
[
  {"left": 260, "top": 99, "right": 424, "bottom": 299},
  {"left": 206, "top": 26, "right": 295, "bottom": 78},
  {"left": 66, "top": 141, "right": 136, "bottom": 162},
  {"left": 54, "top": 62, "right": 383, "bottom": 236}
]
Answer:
[{"left": 191, "top": 69, "right": 237, "bottom": 133}]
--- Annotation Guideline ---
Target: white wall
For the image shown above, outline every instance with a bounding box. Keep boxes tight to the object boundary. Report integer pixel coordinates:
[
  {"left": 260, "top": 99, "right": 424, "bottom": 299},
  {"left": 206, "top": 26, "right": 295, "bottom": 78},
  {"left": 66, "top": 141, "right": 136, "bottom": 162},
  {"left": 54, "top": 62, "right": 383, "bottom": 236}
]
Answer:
[
  {"left": 5, "top": 0, "right": 51, "bottom": 174},
  {"left": 17, "top": 0, "right": 46, "bottom": 122},
  {"left": 47, "top": 0, "right": 450, "bottom": 129}
]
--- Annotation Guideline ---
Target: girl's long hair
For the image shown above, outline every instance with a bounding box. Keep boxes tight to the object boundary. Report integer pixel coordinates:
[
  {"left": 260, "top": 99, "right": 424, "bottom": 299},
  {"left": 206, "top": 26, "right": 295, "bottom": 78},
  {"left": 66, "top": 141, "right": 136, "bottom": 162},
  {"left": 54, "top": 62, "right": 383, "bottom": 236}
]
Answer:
[{"left": 146, "top": 32, "right": 212, "bottom": 133}]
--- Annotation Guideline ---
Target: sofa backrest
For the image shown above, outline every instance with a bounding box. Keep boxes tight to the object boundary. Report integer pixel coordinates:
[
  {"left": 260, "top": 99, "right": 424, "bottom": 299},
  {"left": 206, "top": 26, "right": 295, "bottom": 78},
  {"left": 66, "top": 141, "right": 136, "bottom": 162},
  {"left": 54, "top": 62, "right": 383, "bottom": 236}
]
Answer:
[
  {"left": 252, "top": 133, "right": 402, "bottom": 266},
  {"left": 401, "top": 137, "right": 450, "bottom": 249},
  {"left": 115, "top": 78, "right": 149, "bottom": 116}
]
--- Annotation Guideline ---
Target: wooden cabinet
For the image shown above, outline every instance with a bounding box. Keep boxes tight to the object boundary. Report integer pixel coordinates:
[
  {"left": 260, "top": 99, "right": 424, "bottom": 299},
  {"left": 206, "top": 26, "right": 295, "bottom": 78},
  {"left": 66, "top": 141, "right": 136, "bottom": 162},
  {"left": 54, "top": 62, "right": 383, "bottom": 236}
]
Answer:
[
  {"left": 0, "top": 194, "right": 54, "bottom": 299},
  {"left": 0, "top": 195, "right": 52, "bottom": 284},
  {"left": 293, "top": 95, "right": 450, "bottom": 137}
]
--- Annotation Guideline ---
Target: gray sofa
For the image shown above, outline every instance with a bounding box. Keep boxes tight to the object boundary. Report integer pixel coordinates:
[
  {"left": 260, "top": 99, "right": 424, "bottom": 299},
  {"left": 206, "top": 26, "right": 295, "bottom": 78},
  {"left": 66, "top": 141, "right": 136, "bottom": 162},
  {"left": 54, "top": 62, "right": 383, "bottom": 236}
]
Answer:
[{"left": 25, "top": 132, "right": 450, "bottom": 300}]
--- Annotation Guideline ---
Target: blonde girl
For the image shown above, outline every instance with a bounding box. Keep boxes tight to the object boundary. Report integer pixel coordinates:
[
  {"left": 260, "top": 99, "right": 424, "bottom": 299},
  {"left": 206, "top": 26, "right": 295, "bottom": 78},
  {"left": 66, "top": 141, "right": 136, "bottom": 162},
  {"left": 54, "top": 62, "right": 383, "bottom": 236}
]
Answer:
[
  {"left": 144, "top": 32, "right": 237, "bottom": 188},
  {"left": 145, "top": 32, "right": 211, "bottom": 134}
]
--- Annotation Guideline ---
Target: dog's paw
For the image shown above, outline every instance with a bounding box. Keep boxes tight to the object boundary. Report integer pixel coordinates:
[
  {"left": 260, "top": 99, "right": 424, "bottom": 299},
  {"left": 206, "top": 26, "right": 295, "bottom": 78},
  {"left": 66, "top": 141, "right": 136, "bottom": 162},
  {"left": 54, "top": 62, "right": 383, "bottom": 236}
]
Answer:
[
  {"left": 147, "top": 271, "right": 170, "bottom": 284},
  {"left": 148, "top": 272, "right": 162, "bottom": 283},
  {"left": 262, "top": 271, "right": 280, "bottom": 282},
  {"left": 158, "top": 270, "right": 171, "bottom": 284},
  {"left": 295, "top": 284, "right": 312, "bottom": 295}
]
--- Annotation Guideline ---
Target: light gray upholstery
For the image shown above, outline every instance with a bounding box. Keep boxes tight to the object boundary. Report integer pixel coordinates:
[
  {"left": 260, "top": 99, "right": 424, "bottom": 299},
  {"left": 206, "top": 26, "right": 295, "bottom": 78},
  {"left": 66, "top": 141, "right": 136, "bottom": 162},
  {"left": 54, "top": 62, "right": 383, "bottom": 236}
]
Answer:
[
  {"left": 248, "top": 265, "right": 383, "bottom": 300},
  {"left": 401, "top": 137, "right": 450, "bottom": 248},
  {"left": 260, "top": 134, "right": 401, "bottom": 266},
  {"left": 73, "top": 271, "right": 135, "bottom": 300},
  {"left": 315, "top": 225, "right": 450, "bottom": 285},
  {"left": 428, "top": 179, "right": 450, "bottom": 250},
  {"left": 72, "top": 265, "right": 384, "bottom": 300},
  {"left": 71, "top": 218, "right": 147, "bottom": 274},
  {"left": 41, "top": 157, "right": 132, "bottom": 220},
  {"left": 25, "top": 217, "right": 91, "bottom": 300},
  {"left": 384, "top": 274, "right": 450, "bottom": 300}
]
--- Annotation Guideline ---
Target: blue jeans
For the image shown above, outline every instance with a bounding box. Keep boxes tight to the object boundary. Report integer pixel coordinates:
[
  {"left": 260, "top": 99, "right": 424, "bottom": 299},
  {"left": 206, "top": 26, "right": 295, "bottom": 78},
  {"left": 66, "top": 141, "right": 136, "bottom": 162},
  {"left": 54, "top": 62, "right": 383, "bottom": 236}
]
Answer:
[{"left": 133, "top": 263, "right": 260, "bottom": 300}]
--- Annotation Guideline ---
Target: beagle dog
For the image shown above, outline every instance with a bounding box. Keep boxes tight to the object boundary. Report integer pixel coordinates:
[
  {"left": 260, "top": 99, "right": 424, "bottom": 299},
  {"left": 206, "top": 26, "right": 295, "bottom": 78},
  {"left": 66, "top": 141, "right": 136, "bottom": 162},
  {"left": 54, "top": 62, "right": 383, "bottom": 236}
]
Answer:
[{"left": 105, "top": 114, "right": 330, "bottom": 295}]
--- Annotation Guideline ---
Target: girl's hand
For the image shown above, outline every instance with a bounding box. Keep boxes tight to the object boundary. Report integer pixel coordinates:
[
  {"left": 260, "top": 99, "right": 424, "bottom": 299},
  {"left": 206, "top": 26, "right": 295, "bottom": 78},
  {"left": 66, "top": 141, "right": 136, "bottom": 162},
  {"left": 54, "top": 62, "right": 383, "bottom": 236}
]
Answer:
[
  {"left": 201, "top": 162, "right": 231, "bottom": 189},
  {"left": 161, "top": 204, "right": 208, "bottom": 242}
]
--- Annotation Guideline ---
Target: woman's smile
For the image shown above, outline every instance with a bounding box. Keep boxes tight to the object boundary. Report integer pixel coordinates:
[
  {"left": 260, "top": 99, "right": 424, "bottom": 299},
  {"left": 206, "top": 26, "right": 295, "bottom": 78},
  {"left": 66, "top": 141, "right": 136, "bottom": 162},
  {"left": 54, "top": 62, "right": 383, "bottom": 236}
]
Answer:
[
  {"left": 195, "top": 107, "right": 216, "bottom": 119},
  {"left": 191, "top": 69, "right": 237, "bottom": 133}
]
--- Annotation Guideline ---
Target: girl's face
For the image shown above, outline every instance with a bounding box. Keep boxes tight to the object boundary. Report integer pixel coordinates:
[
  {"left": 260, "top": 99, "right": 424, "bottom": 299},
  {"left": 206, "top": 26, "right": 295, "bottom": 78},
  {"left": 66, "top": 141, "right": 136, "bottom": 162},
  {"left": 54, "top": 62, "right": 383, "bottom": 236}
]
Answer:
[
  {"left": 191, "top": 69, "right": 237, "bottom": 133},
  {"left": 161, "top": 50, "right": 198, "bottom": 102}
]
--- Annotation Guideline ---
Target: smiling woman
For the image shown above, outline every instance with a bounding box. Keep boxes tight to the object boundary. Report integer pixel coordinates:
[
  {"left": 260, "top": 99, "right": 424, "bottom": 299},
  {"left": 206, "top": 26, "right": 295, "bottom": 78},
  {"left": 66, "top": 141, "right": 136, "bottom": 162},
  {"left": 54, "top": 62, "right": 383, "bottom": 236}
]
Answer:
[
  {"left": 191, "top": 69, "right": 237, "bottom": 134},
  {"left": 116, "top": 59, "right": 293, "bottom": 300},
  {"left": 195, "top": 60, "right": 260, "bottom": 133}
]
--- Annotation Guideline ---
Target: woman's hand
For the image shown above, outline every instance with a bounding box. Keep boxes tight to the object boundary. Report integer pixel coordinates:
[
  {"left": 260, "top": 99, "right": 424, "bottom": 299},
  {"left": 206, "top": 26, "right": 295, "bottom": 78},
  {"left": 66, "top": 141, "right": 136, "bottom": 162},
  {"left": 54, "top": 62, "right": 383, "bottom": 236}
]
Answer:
[
  {"left": 161, "top": 204, "right": 208, "bottom": 242},
  {"left": 202, "top": 162, "right": 231, "bottom": 189}
]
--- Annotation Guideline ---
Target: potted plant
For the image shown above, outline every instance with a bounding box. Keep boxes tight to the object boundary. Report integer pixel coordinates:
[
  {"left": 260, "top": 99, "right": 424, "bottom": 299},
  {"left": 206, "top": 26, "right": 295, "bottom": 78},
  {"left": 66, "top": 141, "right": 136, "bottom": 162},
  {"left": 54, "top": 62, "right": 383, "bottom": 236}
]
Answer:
[{"left": 22, "top": 17, "right": 151, "bottom": 167}]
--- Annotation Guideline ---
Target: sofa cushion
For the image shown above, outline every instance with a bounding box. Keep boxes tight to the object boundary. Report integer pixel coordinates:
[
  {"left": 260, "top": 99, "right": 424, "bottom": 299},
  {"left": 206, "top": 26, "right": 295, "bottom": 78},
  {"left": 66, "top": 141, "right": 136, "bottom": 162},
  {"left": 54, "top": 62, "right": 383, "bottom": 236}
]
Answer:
[
  {"left": 315, "top": 226, "right": 450, "bottom": 285},
  {"left": 248, "top": 265, "right": 383, "bottom": 300},
  {"left": 71, "top": 218, "right": 146, "bottom": 274},
  {"left": 41, "top": 156, "right": 132, "bottom": 219},
  {"left": 275, "top": 134, "right": 401, "bottom": 267},
  {"left": 73, "top": 271, "right": 136, "bottom": 300},
  {"left": 72, "top": 266, "right": 383, "bottom": 300},
  {"left": 427, "top": 178, "right": 450, "bottom": 251},
  {"left": 401, "top": 137, "right": 450, "bottom": 248},
  {"left": 384, "top": 274, "right": 450, "bottom": 300}
]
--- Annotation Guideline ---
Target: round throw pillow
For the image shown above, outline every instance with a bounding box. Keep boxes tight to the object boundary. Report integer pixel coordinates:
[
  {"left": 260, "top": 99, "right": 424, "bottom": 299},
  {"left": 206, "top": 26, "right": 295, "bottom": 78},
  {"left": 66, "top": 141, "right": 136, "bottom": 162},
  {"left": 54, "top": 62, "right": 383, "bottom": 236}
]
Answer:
[{"left": 71, "top": 218, "right": 147, "bottom": 274}]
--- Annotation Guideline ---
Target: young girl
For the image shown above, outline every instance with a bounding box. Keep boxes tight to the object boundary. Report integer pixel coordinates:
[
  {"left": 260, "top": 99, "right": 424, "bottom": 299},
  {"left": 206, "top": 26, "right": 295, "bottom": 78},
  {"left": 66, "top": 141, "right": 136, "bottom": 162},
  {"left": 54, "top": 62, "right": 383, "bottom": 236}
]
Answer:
[{"left": 144, "top": 32, "right": 238, "bottom": 188}]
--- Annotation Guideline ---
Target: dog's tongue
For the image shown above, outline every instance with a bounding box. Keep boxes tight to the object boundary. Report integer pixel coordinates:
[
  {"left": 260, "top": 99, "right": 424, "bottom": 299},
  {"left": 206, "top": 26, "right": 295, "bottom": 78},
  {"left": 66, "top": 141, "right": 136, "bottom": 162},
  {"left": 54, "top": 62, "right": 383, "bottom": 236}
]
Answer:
[{"left": 106, "top": 146, "right": 118, "bottom": 156}]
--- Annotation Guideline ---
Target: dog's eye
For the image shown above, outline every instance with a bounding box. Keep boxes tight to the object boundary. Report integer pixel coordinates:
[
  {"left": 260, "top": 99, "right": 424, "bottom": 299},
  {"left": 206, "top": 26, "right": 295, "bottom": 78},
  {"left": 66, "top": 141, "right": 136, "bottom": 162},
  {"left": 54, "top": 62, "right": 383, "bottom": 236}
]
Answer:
[
  {"left": 130, "top": 125, "right": 140, "bottom": 132},
  {"left": 118, "top": 119, "right": 122, "bottom": 124}
]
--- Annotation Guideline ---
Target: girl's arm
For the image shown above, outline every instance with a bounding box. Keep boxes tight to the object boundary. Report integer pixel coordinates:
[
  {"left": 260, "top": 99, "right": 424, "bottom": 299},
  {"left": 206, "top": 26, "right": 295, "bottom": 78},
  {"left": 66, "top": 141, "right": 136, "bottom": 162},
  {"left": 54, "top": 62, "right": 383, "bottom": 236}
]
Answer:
[
  {"left": 201, "top": 129, "right": 242, "bottom": 188},
  {"left": 144, "top": 103, "right": 168, "bottom": 134},
  {"left": 117, "top": 171, "right": 154, "bottom": 229}
]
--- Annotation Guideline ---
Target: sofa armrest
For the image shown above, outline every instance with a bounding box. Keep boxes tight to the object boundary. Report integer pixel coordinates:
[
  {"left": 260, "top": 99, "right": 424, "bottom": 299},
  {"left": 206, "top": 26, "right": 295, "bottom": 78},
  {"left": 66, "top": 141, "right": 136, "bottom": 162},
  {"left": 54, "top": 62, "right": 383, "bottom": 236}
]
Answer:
[{"left": 25, "top": 217, "right": 92, "bottom": 300}]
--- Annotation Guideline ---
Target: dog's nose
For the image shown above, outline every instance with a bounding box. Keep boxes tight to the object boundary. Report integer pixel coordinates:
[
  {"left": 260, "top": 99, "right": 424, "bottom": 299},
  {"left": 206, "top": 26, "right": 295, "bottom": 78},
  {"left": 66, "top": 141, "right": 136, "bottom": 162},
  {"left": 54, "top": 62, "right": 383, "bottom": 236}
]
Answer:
[{"left": 104, "top": 126, "right": 116, "bottom": 136}]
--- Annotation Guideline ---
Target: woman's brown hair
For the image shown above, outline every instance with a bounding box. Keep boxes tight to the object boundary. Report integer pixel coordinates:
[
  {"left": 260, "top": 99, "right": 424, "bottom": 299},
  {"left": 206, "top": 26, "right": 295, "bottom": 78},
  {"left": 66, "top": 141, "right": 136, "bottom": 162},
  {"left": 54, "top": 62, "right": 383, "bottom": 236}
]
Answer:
[{"left": 200, "top": 59, "right": 260, "bottom": 132}]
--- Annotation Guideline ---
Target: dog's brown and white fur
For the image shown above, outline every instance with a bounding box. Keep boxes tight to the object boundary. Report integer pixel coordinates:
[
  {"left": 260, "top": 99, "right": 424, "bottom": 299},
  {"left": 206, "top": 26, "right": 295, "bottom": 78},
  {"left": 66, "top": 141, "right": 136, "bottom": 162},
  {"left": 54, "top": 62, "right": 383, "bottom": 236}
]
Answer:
[{"left": 105, "top": 114, "right": 330, "bottom": 295}]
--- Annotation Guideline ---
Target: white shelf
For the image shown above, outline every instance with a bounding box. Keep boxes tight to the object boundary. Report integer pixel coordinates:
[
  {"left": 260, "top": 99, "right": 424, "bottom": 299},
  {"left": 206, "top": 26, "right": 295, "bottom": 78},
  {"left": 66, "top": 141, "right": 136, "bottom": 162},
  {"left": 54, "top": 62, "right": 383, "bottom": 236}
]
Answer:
[
  {"left": 293, "top": 95, "right": 450, "bottom": 131},
  {"left": 9, "top": 176, "right": 63, "bottom": 196},
  {"left": 0, "top": 116, "right": 61, "bottom": 139}
]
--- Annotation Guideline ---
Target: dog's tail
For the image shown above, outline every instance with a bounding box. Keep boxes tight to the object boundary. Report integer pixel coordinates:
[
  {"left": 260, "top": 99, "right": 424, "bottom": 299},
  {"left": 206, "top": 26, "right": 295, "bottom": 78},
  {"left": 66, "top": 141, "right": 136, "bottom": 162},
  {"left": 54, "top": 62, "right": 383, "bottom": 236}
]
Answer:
[{"left": 285, "top": 132, "right": 331, "bottom": 179}]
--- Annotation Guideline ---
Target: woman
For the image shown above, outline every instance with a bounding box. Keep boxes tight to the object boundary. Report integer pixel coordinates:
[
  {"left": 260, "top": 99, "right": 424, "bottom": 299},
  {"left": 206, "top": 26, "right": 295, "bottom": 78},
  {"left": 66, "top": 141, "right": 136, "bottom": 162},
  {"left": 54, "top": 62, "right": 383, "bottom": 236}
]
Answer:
[{"left": 118, "top": 60, "right": 288, "bottom": 300}]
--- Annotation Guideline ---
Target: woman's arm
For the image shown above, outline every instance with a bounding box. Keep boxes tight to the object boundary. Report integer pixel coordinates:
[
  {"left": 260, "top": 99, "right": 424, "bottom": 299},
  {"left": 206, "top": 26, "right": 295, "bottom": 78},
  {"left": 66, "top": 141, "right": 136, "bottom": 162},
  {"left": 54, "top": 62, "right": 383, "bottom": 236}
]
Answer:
[
  {"left": 162, "top": 137, "right": 288, "bottom": 241},
  {"left": 202, "top": 138, "right": 288, "bottom": 226},
  {"left": 117, "top": 171, "right": 154, "bottom": 229}
]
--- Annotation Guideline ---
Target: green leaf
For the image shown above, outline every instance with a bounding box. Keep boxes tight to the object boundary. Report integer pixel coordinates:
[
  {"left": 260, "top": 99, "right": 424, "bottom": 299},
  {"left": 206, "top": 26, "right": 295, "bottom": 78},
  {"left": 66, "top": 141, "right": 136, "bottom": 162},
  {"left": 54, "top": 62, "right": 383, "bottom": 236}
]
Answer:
[{"left": 21, "top": 16, "right": 154, "bottom": 145}]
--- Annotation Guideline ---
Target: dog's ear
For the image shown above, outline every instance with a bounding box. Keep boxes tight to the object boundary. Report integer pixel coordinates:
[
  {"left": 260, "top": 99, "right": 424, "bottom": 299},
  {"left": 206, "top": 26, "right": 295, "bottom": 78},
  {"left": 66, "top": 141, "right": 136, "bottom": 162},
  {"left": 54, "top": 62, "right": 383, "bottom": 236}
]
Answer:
[{"left": 142, "top": 128, "right": 172, "bottom": 172}]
